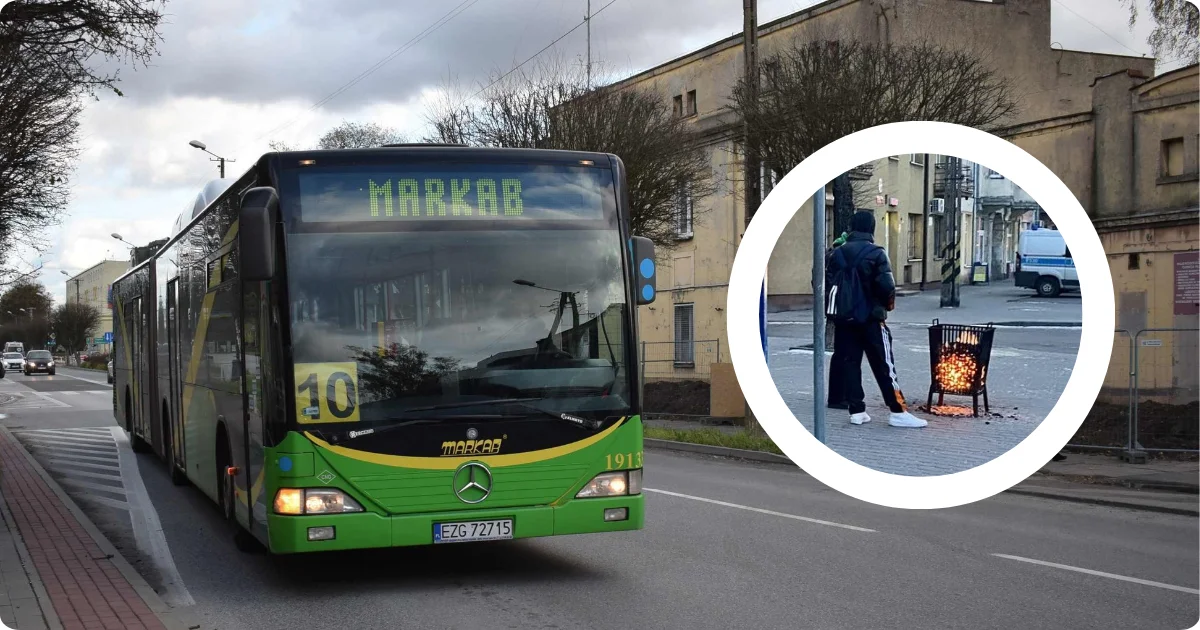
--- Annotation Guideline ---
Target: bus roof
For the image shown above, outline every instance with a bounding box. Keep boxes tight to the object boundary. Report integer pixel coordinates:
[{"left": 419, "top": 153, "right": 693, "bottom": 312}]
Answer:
[{"left": 264, "top": 145, "right": 619, "bottom": 167}]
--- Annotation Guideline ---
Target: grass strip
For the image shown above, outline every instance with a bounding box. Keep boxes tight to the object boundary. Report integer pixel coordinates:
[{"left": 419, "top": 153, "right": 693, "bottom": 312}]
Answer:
[{"left": 644, "top": 427, "right": 784, "bottom": 455}]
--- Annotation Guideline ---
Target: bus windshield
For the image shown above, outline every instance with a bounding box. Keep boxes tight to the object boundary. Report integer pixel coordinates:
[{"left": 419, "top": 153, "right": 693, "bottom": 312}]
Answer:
[{"left": 283, "top": 161, "right": 632, "bottom": 426}]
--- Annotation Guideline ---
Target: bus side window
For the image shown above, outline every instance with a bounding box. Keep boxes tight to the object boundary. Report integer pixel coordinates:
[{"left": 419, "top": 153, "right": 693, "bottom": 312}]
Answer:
[{"left": 1064, "top": 246, "right": 1071, "bottom": 258}]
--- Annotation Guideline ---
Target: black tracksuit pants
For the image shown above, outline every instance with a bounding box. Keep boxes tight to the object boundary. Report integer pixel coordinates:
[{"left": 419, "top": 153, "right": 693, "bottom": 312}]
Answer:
[{"left": 833, "top": 320, "right": 908, "bottom": 415}]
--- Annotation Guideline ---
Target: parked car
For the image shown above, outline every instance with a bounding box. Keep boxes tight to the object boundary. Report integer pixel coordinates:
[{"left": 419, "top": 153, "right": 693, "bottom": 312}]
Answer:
[
  {"left": 107, "top": 360, "right": 114, "bottom": 384},
  {"left": 2, "top": 352, "right": 24, "bottom": 371},
  {"left": 24, "top": 350, "right": 55, "bottom": 376}
]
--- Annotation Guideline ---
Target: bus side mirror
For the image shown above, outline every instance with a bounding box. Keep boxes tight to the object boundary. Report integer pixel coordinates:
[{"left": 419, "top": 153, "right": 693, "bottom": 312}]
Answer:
[
  {"left": 631, "top": 236, "right": 656, "bottom": 305},
  {"left": 240, "top": 187, "right": 279, "bottom": 282}
]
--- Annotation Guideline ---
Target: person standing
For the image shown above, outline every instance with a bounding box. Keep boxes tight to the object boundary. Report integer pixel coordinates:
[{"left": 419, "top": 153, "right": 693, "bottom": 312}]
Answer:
[{"left": 825, "top": 211, "right": 926, "bottom": 428}]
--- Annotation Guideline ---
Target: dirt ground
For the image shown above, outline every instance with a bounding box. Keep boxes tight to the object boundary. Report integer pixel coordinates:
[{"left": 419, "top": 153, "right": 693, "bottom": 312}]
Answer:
[
  {"left": 1073, "top": 400, "right": 1199, "bottom": 452},
  {"left": 643, "top": 380, "right": 710, "bottom": 416}
]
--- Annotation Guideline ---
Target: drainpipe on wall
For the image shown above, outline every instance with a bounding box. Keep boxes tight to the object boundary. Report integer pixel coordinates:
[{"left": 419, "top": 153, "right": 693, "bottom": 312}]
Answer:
[{"left": 920, "top": 153, "right": 930, "bottom": 290}]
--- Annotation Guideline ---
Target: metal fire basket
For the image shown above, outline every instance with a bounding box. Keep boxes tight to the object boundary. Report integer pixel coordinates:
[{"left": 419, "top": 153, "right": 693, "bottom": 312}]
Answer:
[{"left": 926, "top": 319, "right": 996, "bottom": 417}]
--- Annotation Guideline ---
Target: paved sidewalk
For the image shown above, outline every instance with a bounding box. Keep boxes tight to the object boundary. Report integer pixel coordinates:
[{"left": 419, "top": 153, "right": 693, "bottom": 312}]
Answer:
[
  {"left": 764, "top": 283, "right": 1084, "bottom": 476},
  {"left": 0, "top": 429, "right": 174, "bottom": 630}
]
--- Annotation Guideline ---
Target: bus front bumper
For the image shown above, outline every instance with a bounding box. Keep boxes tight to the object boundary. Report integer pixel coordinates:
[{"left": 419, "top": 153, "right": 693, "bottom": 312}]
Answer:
[{"left": 266, "top": 494, "right": 645, "bottom": 553}]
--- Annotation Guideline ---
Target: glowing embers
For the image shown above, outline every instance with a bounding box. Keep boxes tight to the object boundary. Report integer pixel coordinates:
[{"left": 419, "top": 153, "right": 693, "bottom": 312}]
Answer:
[{"left": 926, "top": 320, "right": 995, "bottom": 417}]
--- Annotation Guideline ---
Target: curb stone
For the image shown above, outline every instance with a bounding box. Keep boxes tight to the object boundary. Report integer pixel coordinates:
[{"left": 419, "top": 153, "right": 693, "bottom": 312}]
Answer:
[
  {"left": 1005, "top": 488, "right": 1199, "bottom": 517},
  {"left": 644, "top": 438, "right": 791, "bottom": 465},
  {"left": 644, "top": 438, "right": 1198, "bottom": 513},
  {"left": 0, "top": 426, "right": 207, "bottom": 630}
]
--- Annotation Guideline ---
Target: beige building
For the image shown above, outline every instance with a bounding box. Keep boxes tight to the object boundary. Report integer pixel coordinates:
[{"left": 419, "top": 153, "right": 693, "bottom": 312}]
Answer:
[
  {"left": 605, "top": 0, "right": 1156, "bottom": 389},
  {"left": 64, "top": 260, "right": 129, "bottom": 354},
  {"left": 1000, "top": 64, "right": 1199, "bottom": 405}
]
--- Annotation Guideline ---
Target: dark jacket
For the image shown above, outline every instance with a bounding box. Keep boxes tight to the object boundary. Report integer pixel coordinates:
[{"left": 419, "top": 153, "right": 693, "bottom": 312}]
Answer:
[{"left": 825, "top": 231, "right": 896, "bottom": 321}]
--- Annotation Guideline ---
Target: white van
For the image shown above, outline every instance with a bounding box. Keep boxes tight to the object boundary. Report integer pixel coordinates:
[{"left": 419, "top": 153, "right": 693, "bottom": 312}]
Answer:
[{"left": 1015, "top": 227, "right": 1077, "bottom": 297}]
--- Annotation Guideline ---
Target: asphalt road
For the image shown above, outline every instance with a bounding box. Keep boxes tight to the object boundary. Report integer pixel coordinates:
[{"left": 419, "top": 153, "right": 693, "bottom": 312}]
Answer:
[{"left": 2, "top": 367, "right": 1197, "bottom": 630}]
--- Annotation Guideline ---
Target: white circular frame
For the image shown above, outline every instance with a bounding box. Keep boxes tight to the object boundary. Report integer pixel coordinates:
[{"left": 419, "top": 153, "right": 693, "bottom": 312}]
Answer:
[{"left": 727, "top": 121, "right": 1114, "bottom": 510}]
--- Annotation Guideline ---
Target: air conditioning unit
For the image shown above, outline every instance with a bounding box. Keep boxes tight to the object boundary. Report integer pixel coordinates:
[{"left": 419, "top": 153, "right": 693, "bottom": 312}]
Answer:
[{"left": 929, "top": 199, "right": 945, "bottom": 215}]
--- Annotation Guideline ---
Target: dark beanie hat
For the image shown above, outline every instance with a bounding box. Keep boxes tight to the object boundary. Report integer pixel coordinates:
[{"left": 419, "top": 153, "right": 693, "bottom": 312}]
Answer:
[{"left": 851, "top": 210, "right": 875, "bottom": 235}]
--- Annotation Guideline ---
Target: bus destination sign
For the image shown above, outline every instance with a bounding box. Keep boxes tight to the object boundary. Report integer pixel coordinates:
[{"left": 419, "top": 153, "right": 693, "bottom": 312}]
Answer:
[{"left": 297, "top": 164, "right": 612, "bottom": 223}]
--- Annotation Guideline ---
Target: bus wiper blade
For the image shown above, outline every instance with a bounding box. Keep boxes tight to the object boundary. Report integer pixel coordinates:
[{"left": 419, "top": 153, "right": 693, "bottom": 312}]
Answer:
[
  {"left": 328, "top": 415, "right": 504, "bottom": 445},
  {"left": 403, "top": 398, "right": 603, "bottom": 431}
]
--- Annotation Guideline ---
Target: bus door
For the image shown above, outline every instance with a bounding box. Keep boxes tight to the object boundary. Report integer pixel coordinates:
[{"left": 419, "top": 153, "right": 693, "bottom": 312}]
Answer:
[
  {"left": 166, "top": 279, "right": 184, "bottom": 471},
  {"left": 241, "top": 281, "right": 269, "bottom": 540},
  {"left": 124, "top": 297, "right": 144, "bottom": 437}
]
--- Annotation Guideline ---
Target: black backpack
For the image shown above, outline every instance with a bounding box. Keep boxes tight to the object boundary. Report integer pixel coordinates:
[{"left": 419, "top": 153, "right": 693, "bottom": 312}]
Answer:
[{"left": 826, "top": 246, "right": 874, "bottom": 324}]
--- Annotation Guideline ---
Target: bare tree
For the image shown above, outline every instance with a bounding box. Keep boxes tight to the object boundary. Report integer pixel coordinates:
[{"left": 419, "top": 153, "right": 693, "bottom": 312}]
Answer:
[
  {"left": 425, "top": 59, "right": 716, "bottom": 248},
  {"left": 51, "top": 301, "right": 100, "bottom": 358},
  {"left": 730, "top": 39, "right": 1018, "bottom": 236},
  {"left": 1121, "top": 0, "right": 1198, "bottom": 67},
  {"left": 269, "top": 120, "right": 407, "bottom": 153},
  {"left": 0, "top": 0, "right": 167, "bottom": 285}
]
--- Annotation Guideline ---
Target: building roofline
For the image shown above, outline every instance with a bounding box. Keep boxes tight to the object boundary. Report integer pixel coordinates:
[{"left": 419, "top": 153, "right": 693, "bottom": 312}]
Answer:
[
  {"left": 1057, "top": 47, "right": 1155, "bottom": 63},
  {"left": 605, "top": 0, "right": 853, "bottom": 89},
  {"left": 64, "top": 259, "right": 130, "bottom": 281},
  {"left": 1133, "top": 62, "right": 1200, "bottom": 93}
]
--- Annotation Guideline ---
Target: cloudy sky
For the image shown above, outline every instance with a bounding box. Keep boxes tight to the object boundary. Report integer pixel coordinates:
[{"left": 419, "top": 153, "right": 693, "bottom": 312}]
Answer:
[{"left": 26, "top": 0, "right": 1174, "bottom": 303}]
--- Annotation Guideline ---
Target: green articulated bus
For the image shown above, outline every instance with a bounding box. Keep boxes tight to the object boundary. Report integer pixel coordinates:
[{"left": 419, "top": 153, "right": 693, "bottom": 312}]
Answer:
[{"left": 111, "top": 145, "right": 658, "bottom": 553}]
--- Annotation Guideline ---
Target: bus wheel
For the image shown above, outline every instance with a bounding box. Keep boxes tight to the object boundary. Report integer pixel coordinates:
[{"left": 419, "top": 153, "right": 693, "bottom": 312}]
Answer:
[{"left": 1036, "top": 276, "right": 1061, "bottom": 298}]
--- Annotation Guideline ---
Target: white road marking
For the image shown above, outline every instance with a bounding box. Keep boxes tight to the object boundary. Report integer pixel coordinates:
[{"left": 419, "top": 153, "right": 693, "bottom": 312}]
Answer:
[
  {"left": 24, "top": 434, "right": 114, "bottom": 447},
  {"left": 48, "top": 459, "right": 121, "bottom": 474},
  {"left": 75, "top": 494, "right": 132, "bottom": 511},
  {"left": 58, "top": 477, "right": 127, "bottom": 496},
  {"left": 992, "top": 554, "right": 1200, "bottom": 595},
  {"left": 644, "top": 488, "right": 876, "bottom": 533},
  {"left": 45, "top": 453, "right": 119, "bottom": 465},
  {"left": 110, "top": 427, "right": 195, "bottom": 607},
  {"left": 55, "top": 467, "right": 124, "bottom": 483},
  {"left": 59, "top": 372, "right": 111, "bottom": 387}
]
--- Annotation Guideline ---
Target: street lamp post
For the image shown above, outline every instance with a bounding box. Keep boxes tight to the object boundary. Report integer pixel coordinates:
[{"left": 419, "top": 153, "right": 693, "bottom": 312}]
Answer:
[
  {"left": 189, "top": 140, "right": 234, "bottom": 178},
  {"left": 60, "top": 270, "right": 81, "bottom": 304}
]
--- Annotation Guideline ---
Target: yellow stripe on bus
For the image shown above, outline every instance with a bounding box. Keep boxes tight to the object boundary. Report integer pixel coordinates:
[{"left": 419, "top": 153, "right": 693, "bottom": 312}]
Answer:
[
  {"left": 181, "top": 220, "right": 238, "bottom": 431},
  {"left": 302, "top": 418, "right": 626, "bottom": 471}
]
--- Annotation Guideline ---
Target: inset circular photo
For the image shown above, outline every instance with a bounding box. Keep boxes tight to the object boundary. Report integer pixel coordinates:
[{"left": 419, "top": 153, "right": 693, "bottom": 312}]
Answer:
[{"left": 727, "top": 122, "right": 1115, "bottom": 510}]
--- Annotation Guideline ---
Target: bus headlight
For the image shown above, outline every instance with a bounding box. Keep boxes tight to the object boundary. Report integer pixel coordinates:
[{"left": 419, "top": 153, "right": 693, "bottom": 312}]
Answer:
[
  {"left": 273, "top": 488, "right": 364, "bottom": 515},
  {"left": 575, "top": 469, "right": 643, "bottom": 498}
]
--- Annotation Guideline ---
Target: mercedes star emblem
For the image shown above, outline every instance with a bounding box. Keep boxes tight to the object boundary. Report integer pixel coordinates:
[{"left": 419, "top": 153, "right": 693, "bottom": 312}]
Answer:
[{"left": 452, "top": 461, "right": 493, "bottom": 504}]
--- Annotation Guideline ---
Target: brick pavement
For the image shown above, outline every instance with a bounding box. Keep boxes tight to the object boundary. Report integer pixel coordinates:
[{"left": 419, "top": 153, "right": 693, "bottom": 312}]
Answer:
[{"left": 0, "top": 430, "right": 167, "bottom": 630}]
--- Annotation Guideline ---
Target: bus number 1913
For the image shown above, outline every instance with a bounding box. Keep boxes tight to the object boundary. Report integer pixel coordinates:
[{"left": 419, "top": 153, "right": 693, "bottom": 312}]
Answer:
[{"left": 605, "top": 452, "right": 643, "bottom": 470}]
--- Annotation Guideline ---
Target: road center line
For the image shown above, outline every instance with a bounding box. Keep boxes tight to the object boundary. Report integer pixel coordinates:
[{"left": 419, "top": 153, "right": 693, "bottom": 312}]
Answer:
[
  {"left": 992, "top": 554, "right": 1200, "bottom": 595},
  {"left": 60, "top": 372, "right": 111, "bottom": 387},
  {"left": 644, "top": 488, "right": 876, "bottom": 533}
]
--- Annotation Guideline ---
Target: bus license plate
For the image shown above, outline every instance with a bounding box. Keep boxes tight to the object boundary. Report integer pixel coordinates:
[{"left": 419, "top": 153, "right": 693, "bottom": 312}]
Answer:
[{"left": 433, "top": 519, "right": 513, "bottom": 544}]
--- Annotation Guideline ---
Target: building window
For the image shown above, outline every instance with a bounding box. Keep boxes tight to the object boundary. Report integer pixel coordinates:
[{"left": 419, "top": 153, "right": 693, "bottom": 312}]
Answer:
[
  {"left": 907, "top": 214, "right": 922, "bottom": 260},
  {"left": 1128, "top": 253, "right": 1140, "bottom": 270},
  {"left": 673, "top": 303, "right": 695, "bottom": 366},
  {"left": 685, "top": 90, "right": 697, "bottom": 116},
  {"left": 910, "top": 154, "right": 924, "bottom": 166},
  {"left": 673, "top": 94, "right": 683, "bottom": 118},
  {"left": 675, "top": 185, "right": 693, "bottom": 238},
  {"left": 1162, "top": 137, "right": 1185, "bottom": 177}
]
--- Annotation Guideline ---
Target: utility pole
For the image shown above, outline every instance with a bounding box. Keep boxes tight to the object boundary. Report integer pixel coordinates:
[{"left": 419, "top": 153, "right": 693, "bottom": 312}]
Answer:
[
  {"left": 743, "top": 0, "right": 765, "bottom": 432},
  {"left": 585, "top": 0, "right": 591, "bottom": 89},
  {"left": 743, "top": 0, "right": 760, "bottom": 231},
  {"left": 940, "top": 156, "right": 962, "bottom": 307}
]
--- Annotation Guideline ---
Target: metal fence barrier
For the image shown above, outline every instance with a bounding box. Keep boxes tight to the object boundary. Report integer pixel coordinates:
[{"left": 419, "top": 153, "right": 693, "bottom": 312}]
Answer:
[
  {"left": 639, "top": 340, "right": 720, "bottom": 419},
  {"left": 1068, "top": 327, "right": 1199, "bottom": 461}
]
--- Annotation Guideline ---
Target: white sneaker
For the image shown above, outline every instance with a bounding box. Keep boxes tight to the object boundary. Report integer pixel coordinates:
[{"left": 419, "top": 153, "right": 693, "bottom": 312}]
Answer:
[
  {"left": 888, "top": 411, "right": 927, "bottom": 428},
  {"left": 850, "top": 412, "right": 871, "bottom": 425}
]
